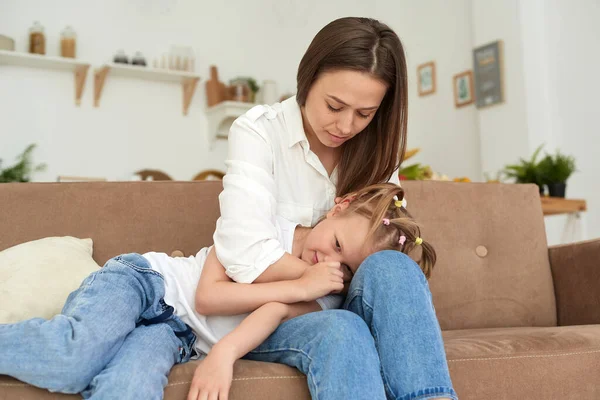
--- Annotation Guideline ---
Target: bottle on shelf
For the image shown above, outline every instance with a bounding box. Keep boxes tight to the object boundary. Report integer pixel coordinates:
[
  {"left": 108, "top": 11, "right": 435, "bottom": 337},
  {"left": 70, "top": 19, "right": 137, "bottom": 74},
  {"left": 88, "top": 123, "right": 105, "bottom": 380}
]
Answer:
[
  {"left": 131, "top": 51, "right": 147, "bottom": 66},
  {"left": 60, "top": 26, "right": 76, "bottom": 58},
  {"left": 113, "top": 49, "right": 129, "bottom": 64},
  {"left": 28, "top": 21, "right": 46, "bottom": 55}
]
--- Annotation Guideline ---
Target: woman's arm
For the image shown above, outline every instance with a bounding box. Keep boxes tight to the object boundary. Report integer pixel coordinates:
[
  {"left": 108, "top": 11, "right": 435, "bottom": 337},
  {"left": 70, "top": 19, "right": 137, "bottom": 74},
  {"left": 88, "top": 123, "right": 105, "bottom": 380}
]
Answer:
[
  {"left": 187, "top": 301, "right": 320, "bottom": 400},
  {"left": 213, "top": 113, "right": 296, "bottom": 284},
  {"left": 196, "top": 247, "right": 343, "bottom": 316},
  {"left": 252, "top": 252, "right": 309, "bottom": 283}
]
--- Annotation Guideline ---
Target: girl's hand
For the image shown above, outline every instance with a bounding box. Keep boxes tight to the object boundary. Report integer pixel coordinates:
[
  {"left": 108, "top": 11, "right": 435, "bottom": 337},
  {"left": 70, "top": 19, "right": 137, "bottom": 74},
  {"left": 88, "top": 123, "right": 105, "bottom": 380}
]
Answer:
[
  {"left": 297, "top": 261, "right": 344, "bottom": 301},
  {"left": 187, "top": 345, "right": 235, "bottom": 400}
]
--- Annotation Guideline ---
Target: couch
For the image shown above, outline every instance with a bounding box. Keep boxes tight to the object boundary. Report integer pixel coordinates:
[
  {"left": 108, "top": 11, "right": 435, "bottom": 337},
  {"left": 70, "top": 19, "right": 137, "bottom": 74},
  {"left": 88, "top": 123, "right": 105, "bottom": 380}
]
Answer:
[{"left": 1, "top": 181, "right": 599, "bottom": 399}]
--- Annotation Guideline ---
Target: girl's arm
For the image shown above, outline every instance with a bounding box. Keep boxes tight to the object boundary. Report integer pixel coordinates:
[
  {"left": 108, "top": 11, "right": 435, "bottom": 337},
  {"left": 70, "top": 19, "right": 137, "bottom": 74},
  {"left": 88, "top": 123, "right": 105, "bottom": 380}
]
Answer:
[
  {"left": 187, "top": 301, "right": 320, "bottom": 400},
  {"left": 196, "top": 247, "right": 343, "bottom": 316}
]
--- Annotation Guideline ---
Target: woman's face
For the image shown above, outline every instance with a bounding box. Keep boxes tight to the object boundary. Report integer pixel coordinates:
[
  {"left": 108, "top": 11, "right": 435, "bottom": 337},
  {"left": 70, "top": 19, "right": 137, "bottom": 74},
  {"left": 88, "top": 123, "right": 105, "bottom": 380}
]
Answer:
[{"left": 301, "top": 69, "right": 388, "bottom": 148}]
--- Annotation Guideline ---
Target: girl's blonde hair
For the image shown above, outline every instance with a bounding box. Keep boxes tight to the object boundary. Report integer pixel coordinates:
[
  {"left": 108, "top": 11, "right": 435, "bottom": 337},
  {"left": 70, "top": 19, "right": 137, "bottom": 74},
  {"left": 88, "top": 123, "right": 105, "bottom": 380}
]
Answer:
[{"left": 339, "top": 183, "right": 436, "bottom": 279}]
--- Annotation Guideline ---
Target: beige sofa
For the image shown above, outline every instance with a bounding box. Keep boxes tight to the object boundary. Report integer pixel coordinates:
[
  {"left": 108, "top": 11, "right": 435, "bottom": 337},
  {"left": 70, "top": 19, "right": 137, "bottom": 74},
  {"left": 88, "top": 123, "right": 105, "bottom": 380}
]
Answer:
[{"left": 1, "top": 181, "right": 599, "bottom": 399}]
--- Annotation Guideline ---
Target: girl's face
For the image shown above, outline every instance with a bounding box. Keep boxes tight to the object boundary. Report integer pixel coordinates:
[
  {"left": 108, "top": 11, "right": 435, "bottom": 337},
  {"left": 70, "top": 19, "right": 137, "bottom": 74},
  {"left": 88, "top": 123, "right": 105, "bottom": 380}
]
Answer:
[
  {"left": 300, "top": 203, "right": 374, "bottom": 277},
  {"left": 301, "top": 69, "right": 388, "bottom": 148}
]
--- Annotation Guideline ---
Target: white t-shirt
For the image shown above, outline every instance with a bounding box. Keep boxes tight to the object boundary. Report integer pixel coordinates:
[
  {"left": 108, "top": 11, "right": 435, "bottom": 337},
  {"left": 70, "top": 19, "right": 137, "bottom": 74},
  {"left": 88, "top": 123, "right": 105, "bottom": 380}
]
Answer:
[
  {"left": 144, "top": 216, "right": 343, "bottom": 356},
  {"left": 213, "top": 96, "right": 400, "bottom": 284}
]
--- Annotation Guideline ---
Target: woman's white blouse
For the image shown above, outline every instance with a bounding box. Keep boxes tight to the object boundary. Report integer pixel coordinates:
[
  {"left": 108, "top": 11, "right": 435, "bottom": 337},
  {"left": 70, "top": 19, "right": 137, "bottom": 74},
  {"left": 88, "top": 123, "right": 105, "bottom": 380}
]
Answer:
[{"left": 213, "top": 96, "right": 400, "bottom": 283}]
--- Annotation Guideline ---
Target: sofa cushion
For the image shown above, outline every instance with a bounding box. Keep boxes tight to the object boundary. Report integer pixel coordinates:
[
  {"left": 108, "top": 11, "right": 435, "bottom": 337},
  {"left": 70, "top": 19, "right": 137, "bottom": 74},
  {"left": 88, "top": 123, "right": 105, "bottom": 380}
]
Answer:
[
  {"left": 401, "top": 181, "right": 557, "bottom": 330},
  {"left": 445, "top": 325, "right": 600, "bottom": 399},
  {"left": 165, "top": 359, "right": 310, "bottom": 400},
  {"left": 5, "top": 326, "right": 599, "bottom": 400},
  {"left": 0, "top": 236, "right": 100, "bottom": 323},
  {"left": 0, "top": 360, "right": 311, "bottom": 400}
]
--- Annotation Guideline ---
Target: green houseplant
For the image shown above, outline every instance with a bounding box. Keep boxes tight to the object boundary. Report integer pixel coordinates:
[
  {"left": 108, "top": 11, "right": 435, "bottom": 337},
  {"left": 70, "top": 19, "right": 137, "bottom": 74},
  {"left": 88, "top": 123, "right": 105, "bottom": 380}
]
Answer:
[
  {"left": 538, "top": 151, "right": 576, "bottom": 197},
  {"left": 501, "top": 144, "right": 545, "bottom": 193},
  {"left": 231, "top": 76, "right": 260, "bottom": 103},
  {"left": 0, "top": 144, "right": 46, "bottom": 183}
]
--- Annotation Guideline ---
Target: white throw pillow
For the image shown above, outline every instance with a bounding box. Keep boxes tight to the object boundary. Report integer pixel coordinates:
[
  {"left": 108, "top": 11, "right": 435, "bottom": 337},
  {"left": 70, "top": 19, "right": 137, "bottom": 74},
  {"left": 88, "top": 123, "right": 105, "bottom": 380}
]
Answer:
[{"left": 0, "top": 236, "right": 101, "bottom": 324}]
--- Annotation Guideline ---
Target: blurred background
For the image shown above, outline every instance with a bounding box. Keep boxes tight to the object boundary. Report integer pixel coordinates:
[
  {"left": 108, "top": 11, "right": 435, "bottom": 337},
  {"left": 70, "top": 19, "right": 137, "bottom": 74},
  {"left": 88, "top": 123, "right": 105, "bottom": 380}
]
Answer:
[{"left": 1, "top": 0, "right": 598, "bottom": 244}]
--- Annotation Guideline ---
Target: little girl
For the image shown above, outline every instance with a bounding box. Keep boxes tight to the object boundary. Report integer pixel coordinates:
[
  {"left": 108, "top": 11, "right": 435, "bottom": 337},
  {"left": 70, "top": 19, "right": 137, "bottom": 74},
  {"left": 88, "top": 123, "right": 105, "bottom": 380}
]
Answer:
[{"left": 0, "top": 183, "right": 435, "bottom": 400}]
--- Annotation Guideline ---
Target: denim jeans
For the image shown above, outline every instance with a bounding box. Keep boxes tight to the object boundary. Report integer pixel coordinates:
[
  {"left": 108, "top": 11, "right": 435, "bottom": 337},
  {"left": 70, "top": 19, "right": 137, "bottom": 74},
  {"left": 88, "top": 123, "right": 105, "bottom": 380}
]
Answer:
[
  {"left": 0, "top": 253, "right": 196, "bottom": 400},
  {"left": 244, "top": 250, "right": 457, "bottom": 400}
]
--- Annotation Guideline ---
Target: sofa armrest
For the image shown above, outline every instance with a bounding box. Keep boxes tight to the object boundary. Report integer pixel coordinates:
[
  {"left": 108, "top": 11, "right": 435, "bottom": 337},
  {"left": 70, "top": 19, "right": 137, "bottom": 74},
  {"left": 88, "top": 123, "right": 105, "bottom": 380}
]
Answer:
[{"left": 549, "top": 238, "right": 600, "bottom": 326}]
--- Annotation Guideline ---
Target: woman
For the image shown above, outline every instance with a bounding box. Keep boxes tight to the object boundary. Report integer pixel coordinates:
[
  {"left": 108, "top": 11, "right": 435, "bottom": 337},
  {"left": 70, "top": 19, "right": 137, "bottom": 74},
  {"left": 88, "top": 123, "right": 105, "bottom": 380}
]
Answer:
[{"left": 213, "top": 17, "right": 456, "bottom": 400}]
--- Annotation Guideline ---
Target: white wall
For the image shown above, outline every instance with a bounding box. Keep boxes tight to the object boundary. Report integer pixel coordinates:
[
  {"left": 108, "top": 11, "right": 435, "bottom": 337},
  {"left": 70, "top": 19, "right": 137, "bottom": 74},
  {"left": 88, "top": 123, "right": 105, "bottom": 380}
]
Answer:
[
  {"left": 0, "top": 0, "right": 481, "bottom": 182},
  {"left": 472, "top": 0, "right": 599, "bottom": 244},
  {"left": 514, "top": 0, "right": 600, "bottom": 244},
  {"left": 540, "top": 0, "right": 600, "bottom": 243},
  {"left": 470, "top": 0, "right": 530, "bottom": 178}
]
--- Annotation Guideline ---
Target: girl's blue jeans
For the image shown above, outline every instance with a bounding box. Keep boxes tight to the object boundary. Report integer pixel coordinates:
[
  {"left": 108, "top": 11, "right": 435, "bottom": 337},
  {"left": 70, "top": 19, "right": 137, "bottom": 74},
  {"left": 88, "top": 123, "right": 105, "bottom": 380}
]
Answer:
[
  {"left": 244, "top": 250, "right": 457, "bottom": 400},
  {"left": 0, "top": 253, "right": 196, "bottom": 400},
  {"left": 0, "top": 251, "right": 456, "bottom": 400}
]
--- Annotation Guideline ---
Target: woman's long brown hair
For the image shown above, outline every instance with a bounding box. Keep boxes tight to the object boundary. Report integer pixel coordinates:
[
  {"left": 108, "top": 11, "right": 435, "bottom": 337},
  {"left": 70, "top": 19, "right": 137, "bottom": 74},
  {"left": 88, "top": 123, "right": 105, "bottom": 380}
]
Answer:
[{"left": 296, "top": 17, "right": 408, "bottom": 197}]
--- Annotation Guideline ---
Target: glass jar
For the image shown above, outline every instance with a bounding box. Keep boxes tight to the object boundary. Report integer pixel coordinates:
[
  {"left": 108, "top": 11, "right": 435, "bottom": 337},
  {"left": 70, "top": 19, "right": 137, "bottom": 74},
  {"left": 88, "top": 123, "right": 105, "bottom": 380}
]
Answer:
[
  {"left": 60, "top": 26, "right": 76, "bottom": 58},
  {"left": 28, "top": 21, "right": 45, "bottom": 55},
  {"left": 131, "top": 51, "right": 147, "bottom": 66},
  {"left": 113, "top": 49, "right": 129, "bottom": 64},
  {"left": 229, "top": 79, "right": 251, "bottom": 102}
]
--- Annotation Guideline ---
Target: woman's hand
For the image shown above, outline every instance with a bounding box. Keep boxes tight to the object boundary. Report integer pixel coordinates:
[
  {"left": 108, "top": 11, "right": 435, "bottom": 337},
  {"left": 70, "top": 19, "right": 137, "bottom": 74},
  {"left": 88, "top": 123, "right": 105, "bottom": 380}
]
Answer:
[
  {"left": 187, "top": 344, "right": 235, "bottom": 400},
  {"left": 296, "top": 261, "right": 344, "bottom": 301}
]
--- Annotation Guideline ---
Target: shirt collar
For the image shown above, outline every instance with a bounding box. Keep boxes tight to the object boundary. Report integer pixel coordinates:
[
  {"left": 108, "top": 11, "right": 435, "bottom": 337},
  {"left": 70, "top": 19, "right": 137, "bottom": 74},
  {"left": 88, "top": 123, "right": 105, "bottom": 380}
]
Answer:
[{"left": 282, "top": 96, "right": 308, "bottom": 148}]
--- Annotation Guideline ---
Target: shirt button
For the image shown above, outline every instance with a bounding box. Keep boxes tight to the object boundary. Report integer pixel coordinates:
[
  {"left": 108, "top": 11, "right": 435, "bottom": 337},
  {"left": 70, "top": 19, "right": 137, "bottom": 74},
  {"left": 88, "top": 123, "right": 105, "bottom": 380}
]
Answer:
[{"left": 475, "top": 246, "right": 488, "bottom": 258}]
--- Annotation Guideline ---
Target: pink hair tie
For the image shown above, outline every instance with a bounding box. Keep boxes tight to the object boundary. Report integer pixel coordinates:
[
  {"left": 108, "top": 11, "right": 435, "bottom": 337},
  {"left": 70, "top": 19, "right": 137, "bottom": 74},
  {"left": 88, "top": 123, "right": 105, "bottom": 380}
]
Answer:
[
  {"left": 382, "top": 218, "right": 390, "bottom": 226},
  {"left": 399, "top": 235, "right": 406, "bottom": 245}
]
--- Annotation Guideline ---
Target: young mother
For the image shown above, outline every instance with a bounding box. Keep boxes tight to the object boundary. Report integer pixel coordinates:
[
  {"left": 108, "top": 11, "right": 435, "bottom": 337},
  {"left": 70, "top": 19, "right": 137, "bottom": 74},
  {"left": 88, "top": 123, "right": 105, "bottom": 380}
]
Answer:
[{"left": 213, "top": 17, "right": 456, "bottom": 400}]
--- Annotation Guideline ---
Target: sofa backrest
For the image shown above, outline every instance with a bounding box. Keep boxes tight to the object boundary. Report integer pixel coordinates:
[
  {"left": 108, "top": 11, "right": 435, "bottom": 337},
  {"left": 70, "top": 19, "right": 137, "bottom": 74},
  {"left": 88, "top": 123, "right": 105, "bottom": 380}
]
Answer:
[
  {"left": 0, "top": 180, "right": 557, "bottom": 330},
  {"left": 0, "top": 181, "right": 222, "bottom": 265},
  {"left": 400, "top": 181, "right": 557, "bottom": 330}
]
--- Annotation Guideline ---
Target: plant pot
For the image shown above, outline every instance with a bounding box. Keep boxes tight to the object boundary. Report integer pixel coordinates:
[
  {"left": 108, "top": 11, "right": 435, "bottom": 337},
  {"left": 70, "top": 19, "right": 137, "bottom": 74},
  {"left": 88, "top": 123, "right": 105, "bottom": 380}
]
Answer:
[
  {"left": 547, "top": 182, "right": 566, "bottom": 198},
  {"left": 538, "top": 184, "right": 545, "bottom": 195}
]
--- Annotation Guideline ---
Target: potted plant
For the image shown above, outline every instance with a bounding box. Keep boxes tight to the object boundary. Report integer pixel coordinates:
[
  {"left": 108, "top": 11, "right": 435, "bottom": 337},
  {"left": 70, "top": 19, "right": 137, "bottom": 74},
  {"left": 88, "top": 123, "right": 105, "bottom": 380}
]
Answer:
[
  {"left": 398, "top": 148, "right": 433, "bottom": 180},
  {"left": 231, "top": 76, "right": 260, "bottom": 103},
  {"left": 0, "top": 144, "right": 46, "bottom": 183},
  {"left": 501, "top": 144, "right": 545, "bottom": 193},
  {"left": 538, "top": 151, "right": 576, "bottom": 198}
]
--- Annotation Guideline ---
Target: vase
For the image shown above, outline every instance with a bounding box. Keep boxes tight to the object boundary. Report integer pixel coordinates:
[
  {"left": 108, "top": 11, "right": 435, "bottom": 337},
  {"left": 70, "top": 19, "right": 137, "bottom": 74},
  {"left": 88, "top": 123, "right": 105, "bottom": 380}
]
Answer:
[
  {"left": 260, "top": 80, "right": 278, "bottom": 104},
  {"left": 547, "top": 183, "right": 566, "bottom": 198}
]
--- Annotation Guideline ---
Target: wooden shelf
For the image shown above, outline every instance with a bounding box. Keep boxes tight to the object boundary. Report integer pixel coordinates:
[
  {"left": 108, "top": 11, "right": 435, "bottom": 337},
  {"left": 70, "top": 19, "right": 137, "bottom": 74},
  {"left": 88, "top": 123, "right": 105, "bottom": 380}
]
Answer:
[
  {"left": 542, "top": 197, "right": 587, "bottom": 216},
  {"left": 0, "top": 49, "right": 90, "bottom": 106},
  {"left": 205, "top": 101, "right": 256, "bottom": 148},
  {"left": 93, "top": 63, "right": 200, "bottom": 115}
]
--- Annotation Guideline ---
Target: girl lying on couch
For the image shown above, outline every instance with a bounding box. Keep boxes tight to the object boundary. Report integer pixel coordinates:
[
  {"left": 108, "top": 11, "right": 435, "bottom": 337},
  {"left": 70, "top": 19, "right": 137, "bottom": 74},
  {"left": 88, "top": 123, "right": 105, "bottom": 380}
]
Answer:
[{"left": 0, "top": 183, "right": 435, "bottom": 400}]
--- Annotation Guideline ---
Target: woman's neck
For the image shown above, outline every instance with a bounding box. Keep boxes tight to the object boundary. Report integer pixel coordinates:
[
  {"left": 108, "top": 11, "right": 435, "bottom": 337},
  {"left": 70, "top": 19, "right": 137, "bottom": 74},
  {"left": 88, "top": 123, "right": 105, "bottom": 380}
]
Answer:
[
  {"left": 301, "top": 109, "right": 341, "bottom": 176},
  {"left": 291, "top": 225, "right": 311, "bottom": 258}
]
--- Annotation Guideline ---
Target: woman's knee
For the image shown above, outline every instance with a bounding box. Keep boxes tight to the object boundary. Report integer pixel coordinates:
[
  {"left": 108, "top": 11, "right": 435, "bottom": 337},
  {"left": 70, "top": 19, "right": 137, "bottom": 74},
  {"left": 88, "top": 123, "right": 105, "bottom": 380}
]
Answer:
[
  {"left": 354, "top": 250, "right": 427, "bottom": 286},
  {"left": 312, "top": 310, "right": 374, "bottom": 348}
]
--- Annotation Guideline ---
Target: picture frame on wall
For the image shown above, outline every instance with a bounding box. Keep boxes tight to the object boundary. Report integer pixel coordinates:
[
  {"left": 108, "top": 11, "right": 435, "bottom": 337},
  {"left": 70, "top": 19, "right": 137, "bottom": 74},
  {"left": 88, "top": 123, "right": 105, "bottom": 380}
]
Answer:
[
  {"left": 473, "top": 40, "right": 504, "bottom": 108},
  {"left": 453, "top": 70, "right": 475, "bottom": 108},
  {"left": 417, "top": 61, "right": 436, "bottom": 96}
]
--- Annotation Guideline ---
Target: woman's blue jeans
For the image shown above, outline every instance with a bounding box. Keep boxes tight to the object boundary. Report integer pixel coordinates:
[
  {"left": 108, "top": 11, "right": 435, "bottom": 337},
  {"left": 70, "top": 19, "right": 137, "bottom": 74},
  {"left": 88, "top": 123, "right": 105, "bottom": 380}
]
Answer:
[
  {"left": 244, "top": 250, "right": 457, "bottom": 400},
  {"left": 0, "top": 254, "right": 196, "bottom": 399}
]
